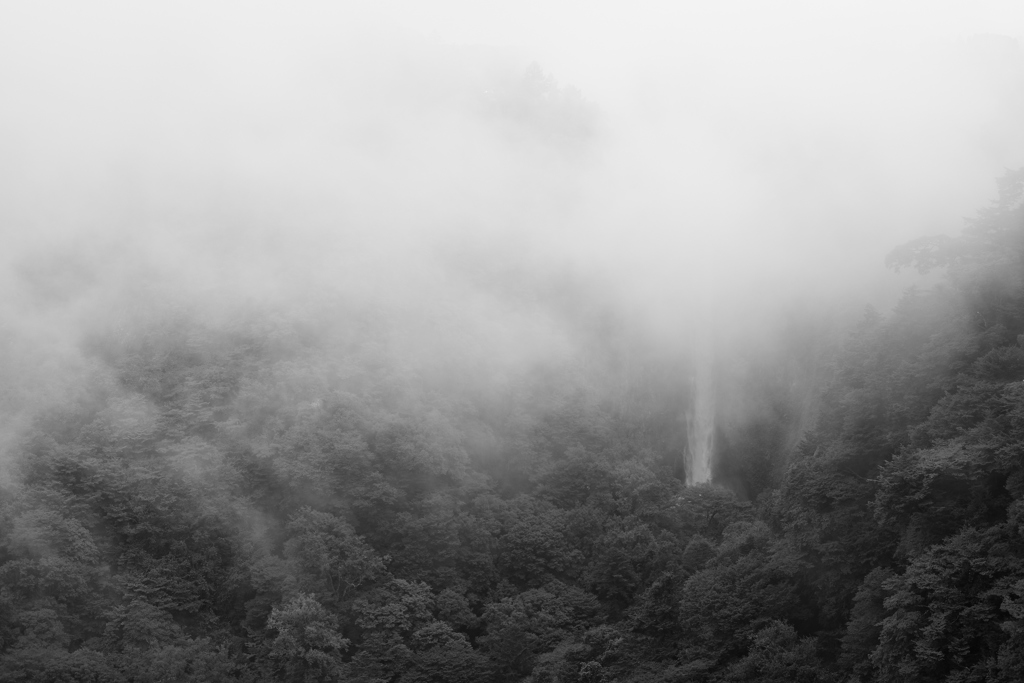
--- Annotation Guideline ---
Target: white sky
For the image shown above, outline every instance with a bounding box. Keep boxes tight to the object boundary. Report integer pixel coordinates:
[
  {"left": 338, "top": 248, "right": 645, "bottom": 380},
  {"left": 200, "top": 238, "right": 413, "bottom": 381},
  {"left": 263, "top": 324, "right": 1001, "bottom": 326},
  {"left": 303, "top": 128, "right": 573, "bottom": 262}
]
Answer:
[
  {"left": 2, "top": 0, "right": 1024, "bottom": 334},
  {"left": 380, "top": 1, "right": 1024, "bottom": 88}
]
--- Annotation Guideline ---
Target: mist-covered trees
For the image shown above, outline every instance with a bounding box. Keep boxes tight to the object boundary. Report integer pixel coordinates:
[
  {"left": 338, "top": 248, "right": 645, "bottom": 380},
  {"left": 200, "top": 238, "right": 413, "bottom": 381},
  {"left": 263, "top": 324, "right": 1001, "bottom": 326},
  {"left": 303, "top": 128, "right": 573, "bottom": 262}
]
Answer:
[
  {"left": 1, "top": 169, "right": 1022, "bottom": 681},
  {"left": 775, "top": 168, "right": 1024, "bottom": 681}
]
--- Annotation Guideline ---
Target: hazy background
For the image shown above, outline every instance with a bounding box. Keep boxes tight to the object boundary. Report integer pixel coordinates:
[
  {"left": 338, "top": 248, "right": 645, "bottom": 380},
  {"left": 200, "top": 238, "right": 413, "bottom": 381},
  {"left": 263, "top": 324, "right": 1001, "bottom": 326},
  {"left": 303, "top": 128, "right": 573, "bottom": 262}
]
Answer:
[{"left": 2, "top": 0, "right": 1024, "bottom": 475}]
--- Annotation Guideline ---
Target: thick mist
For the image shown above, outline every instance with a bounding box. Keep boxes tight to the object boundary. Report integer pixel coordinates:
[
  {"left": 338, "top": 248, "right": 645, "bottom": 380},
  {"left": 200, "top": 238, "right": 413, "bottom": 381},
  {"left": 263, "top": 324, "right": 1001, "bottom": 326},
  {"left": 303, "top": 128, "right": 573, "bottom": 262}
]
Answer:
[
  {"left": 2, "top": 2, "right": 1024, "bottom": 485},
  {"left": 4, "top": 8, "right": 1024, "bottom": 682}
]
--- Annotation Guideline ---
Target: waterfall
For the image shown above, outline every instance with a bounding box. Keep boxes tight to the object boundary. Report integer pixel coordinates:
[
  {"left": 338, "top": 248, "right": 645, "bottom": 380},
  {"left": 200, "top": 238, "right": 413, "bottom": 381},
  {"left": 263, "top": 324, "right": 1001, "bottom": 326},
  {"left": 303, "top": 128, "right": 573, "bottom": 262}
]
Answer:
[{"left": 686, "top": 330, "right": 715, "bottom": 485}]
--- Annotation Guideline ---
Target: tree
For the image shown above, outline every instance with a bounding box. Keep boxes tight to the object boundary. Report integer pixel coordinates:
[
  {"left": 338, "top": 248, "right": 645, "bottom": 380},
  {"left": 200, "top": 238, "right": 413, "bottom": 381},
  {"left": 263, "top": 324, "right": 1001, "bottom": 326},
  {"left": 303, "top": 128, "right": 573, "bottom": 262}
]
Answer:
[
  {"left": 726, "top": 621, "right": 833, "bottom": 683},
  {"left": 871, "top": 527, "right": 1009, "bottom": 683},
  {"left": 285, "top": 507, "right": 386, "bottom": 605},
  {"left": 266, "top": 594, "right": 349, "bottom": 683}
]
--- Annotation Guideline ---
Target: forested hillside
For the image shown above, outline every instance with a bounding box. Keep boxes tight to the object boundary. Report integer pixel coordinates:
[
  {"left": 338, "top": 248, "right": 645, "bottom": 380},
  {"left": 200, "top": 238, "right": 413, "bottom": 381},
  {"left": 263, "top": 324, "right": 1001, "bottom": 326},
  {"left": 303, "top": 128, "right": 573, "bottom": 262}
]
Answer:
[{"left": 1, "top": 170, "right": 1023, "bottom": 682}]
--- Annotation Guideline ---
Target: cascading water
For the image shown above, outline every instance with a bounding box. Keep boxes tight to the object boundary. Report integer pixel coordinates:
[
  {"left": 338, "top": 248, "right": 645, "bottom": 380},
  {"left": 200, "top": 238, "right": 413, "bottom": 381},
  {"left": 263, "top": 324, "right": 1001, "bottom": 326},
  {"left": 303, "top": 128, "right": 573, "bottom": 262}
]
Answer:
[{"left": 686, "top": 331, "right": 715, "bottom": 485}]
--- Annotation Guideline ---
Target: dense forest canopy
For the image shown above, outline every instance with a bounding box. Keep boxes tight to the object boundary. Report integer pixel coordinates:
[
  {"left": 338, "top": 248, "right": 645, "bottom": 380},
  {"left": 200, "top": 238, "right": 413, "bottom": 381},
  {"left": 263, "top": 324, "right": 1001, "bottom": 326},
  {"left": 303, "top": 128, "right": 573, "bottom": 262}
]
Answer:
[{"left": 1, "top": 167, "right": 1023, "bottom": 681}]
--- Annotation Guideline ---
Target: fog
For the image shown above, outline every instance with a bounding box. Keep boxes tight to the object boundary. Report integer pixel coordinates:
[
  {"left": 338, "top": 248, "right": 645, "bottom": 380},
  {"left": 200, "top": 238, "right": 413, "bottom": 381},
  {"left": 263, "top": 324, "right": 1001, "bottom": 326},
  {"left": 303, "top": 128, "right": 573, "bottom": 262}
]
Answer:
[{"left": 2, "top": 1, "right": 1024, "bottom": 480}]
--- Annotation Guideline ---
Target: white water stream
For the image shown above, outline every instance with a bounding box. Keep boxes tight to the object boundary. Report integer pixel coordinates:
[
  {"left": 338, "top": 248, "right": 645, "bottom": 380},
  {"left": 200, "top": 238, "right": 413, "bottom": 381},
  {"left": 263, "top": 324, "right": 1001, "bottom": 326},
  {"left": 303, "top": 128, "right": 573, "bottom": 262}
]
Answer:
[{"left": 686, "top": 331, "right": 715, "bottom": 485}]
